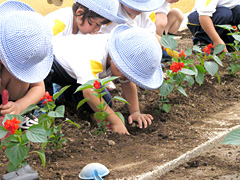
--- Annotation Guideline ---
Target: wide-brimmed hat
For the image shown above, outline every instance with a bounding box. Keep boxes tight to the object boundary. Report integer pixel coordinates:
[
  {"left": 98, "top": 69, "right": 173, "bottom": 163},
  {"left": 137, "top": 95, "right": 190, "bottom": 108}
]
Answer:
[
  {"left": 75, "top": 0, "right": 127, "bottom": 24},
  {"left": 119, "top": 0, "right": 165, "bottom": 12},
  {"left": 0, "top": 0, "right": 53, "bottom": 83},
  {"left": 109, "top": 25, "right": 163, "bottom": 90}
]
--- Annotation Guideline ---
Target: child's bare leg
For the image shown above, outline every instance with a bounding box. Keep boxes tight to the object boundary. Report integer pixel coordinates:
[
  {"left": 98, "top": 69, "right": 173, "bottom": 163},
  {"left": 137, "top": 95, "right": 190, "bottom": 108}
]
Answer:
[
  {"left": 155, "top": 13, "right": 168, "bottom": 37},
  {"left": 165, "top": 8, "right": 184, "bottom": 34}
]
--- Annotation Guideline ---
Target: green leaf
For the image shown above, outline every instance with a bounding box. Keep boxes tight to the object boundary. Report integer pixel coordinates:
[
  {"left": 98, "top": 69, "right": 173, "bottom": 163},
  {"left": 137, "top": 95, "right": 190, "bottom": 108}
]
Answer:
[
  {"left": 53, "top": 85, "right": 70, "bottom": 100},
  {"left": 212, "top": 55, "right": 223, "bottom": 66},
  {"left": 216, "top": 24, "right": 233, "bottom": 31},
  {"left": 193, "top": 45, "right": 202, "bottom": 53},
  {"left": 38, "top": 114, "right": 50, "bottom": 124},
  {"left": 48, "top": 105, "right": 65, "bottom": 118},
  {"left": 173, "top": 73, "right": 186, "bottom": 84},
  {"left": 161, "top": 35, "right": 177, "bottom": 50},
  {"left": 101, "top": 76, "right": 119, "bottom": 85},
  {"left": 159, "top": 82, "right": 174, "bottom": 97},
  {"left": 5, "top": 143, "right": 29, "bottom": 167},
  {"left": 7, "top": 162, "right": 19, "bottom": 172},
  {"left": 232, "top": 33, "right": 240, "bottom": 41},
  {"left": 184, "top": 47, "right": 192, "bottom": 56},
  {"left": 0, "top": 126, "right": 8, "bottom": 139},
  {"left": 76, "top": 98, "right": 90, "bottom": 109},
  {"left": 184, "top": 75, "right": 195, "bottom": 87},
  {"left": 113, "top": 96, "right": 129, "bottom": 105},
  {"left": 115, "top": 112, "right": 125, "bottom": 124},
  {"left": 26, "top": 125, "right": 47, "bottom": 143},
  {"left": 179, "top": 68, "right": 196, "bottom": 75},
  {"left": 195, "top": 65, "right": 205, "bottom": 85},
  {"left": 204, "top": 61, "right": 218, "bottom": 76},
  {"left": 213, "top": 44, "right": 225, "bottom": 55},
  {"left": 222, "top": 129, "right": 240, "bottom": 145},
  {"left": 94, "top": 112, "right": 108, "bottom": 121},
  {"left": 36, "top": 150, "right": 46, "bottom": 168},
  {"left": 75, "top": 84, "right": 93, "bottom": 93},
  {"left": 177, "top": 86, "right": 187, "bottom": 97},
  {"left": 64, "top": 118, "right": 80, "bottom": 128},
  {"left": 20, "top": 104, "right": 38, "bottom": 115},
  {"left": 163, "top": 103, "right": 171, "bottom": 113}
]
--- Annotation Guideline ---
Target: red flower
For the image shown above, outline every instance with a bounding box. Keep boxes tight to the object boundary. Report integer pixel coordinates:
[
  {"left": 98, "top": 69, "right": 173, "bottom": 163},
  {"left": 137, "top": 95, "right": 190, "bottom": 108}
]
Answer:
[
  {"left": 4, "top": 117, "right": 21, "bottom": 134},
  {"left": 93, "top": 80, "right": 101, "bottom": 89},
  {"left": 40, "top": 91, "right": 53, "bottom": 105},
  {"left": 202, "top": 43, "right": 213, "bottom": 55},
  {"left": 170, "top": 62, "right": 184, "bottom": 73},
  {"left": 232, "top": 26, "right": 238, "bottom": 32},
  {"left": 179, "top": 50, "right": 186, "bottom": 58}
]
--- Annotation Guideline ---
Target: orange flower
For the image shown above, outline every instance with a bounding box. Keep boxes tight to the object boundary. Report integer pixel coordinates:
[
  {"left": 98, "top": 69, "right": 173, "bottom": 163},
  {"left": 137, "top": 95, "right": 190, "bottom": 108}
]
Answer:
[
  {"left": 40, "top": 91, "right": 53, "bottom": 105},
  {"left": 93, "top": 80, "right": 101, "bottom": 89},
  {"left": 4, "top": 117, "right": 21, "bottom": 134},
  {"left": 202, "top": 43, "right": 213, "bottom": 55},
  {"left": 232, "top": 26, "right": 238, "bottom": 32},
  {"left": 179, "top": 50, "right": 186, "bottom": 58},
  {"left": 170, "top": 62, "right": 184, "bottom": 73}
]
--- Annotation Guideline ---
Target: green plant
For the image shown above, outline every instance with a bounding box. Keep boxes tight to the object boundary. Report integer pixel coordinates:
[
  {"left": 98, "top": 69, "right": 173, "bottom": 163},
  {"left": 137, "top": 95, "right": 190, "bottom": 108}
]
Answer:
[
  {"left": 222, "top": 128, "right": 240, "bottom": 145},
  {"left": 22, "top": 86, "right": 80, "bottom": 150},
  {"left": 0, "top": 115, "right": 47, "bottom": 172},
  {"left": 75, "top": 77, "right": 129, "bottom": 134}
]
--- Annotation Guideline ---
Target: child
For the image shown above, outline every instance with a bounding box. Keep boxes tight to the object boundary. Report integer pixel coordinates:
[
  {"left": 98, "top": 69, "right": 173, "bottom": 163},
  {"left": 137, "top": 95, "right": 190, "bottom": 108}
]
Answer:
[
  {"left": 187, "top": 0, "right": 240, "bottom": 52},
  {"left": 0, "top": 1, "right": 53, "bottom": 129},
  {"left": 45, "top": 0, "right": 127, "bottom": 36},
  {"left": 46, "top": 25, "right": 164, "bottom": 135},
  {"left": 155, "top": 0, "right": 184, "bottom": 61}
]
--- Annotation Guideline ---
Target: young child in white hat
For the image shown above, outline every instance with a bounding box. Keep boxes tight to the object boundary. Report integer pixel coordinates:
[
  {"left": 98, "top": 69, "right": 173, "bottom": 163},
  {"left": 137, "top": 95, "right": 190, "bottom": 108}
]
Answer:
[
  {"left": 45, "top": 25, "right": 163, "bottom": 135},
  {"left": 45, "top": 0, "right": 127, "bottom": 36},
  {"left": 0, "top": 1, "right": 53, "bottom": 128}
]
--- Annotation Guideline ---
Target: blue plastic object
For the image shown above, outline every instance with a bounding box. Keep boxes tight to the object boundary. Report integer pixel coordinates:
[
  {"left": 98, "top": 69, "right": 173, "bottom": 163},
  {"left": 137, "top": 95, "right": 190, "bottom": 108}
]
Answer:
[{"left": 79, "top": 163, "right": 109, "bottom": 180}]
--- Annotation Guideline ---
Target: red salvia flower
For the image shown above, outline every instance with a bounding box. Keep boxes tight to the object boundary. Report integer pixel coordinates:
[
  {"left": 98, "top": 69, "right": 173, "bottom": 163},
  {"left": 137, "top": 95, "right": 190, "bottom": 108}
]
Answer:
[
  {"left": 170, "top": 62, "right": 184, "bottom": 73},
  {"left": 202, "top": 43, "right": 213, "bottom": 55},
  {"left": 232, "top": 26, "right": 238, "bottom": 32},
  {"left": 40, "top": 91, "right": 53, "bottom": 105},
  {"left": 4, "top": 117, "right": 21, "bottom": 134},
  {"left": 179, "top": 50, "right": 186, "bottom": 58},
  {"left": 93, "top": 80, "right": 101, "bottom": 89}
]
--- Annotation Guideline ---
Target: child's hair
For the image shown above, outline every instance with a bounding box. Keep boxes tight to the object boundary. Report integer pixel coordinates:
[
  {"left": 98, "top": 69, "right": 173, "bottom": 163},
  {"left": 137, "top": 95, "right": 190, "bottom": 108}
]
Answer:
[{"left": 72, "top": 2, "right": 111, "bottom": 26}]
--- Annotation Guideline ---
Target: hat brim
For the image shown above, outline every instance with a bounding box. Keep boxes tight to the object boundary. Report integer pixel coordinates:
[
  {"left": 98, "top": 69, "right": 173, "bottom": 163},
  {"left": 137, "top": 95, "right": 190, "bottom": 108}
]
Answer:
[
  {"left": 76, "top": 0, "right": 127, "bottom": 24},
  {"left": 109, "top": 25, "right": 163, "bottom": 90},
  {"left": 119, "top": 0, "right": 165, "bottom": 12}
]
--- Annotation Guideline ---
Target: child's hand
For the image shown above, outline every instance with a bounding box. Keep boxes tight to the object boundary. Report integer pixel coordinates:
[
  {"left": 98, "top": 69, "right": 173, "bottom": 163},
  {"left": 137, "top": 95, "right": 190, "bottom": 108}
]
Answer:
[
  {"left": 0, "top": 101, "right": 21, "bottom": 116},
  {"left": 128, "top": 112, "right": 153, "bottom": 129},
  {"left": 111, "top": 120, "right": 130, "bottom": 135}
]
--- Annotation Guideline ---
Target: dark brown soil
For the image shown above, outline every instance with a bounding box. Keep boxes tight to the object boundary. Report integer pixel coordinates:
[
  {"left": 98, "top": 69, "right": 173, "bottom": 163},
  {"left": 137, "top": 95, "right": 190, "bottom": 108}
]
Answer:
[{"left": 1, "top": 29, "right": 240, "bottom": 180}]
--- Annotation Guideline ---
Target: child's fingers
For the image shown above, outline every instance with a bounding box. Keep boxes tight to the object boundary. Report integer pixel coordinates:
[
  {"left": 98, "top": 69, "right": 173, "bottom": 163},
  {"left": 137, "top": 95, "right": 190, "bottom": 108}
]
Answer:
[{"left": 128, "top": 116, "right": 133, "bottom": 124}]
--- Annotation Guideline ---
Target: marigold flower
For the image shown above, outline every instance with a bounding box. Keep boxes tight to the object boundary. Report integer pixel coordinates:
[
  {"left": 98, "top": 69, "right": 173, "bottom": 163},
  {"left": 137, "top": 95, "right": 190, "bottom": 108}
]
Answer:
[
  {"left": 4, "top": 117, "right": 21, "bottom": 134},
  {"left": 93, "top": 80, "right": 101, "bottom": 89},
  {"left": 40, "top": 91, "right": 53, "bottom": 105},
  {"left": 202, "top": 43, "right": 213, "bottom": 55},
  {"left": 179, "top": 50, "right": 186, "bottom": 58},
  {"left": 232, "top": 26, "right": 238, "bottom": 32},
  {"left": 170, "top": 62, "right": 184, "bottom": 73}
]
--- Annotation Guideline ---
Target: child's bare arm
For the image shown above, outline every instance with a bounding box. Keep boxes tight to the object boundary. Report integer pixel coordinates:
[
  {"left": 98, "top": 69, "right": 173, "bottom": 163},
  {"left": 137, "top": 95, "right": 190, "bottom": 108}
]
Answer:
[
  {"left": 199, "top": 15, "right": 228, "bottom": 52},
  {"left": 0, "top": 81, "right": 45, "bottom": 115},
  {"left": 82, "top": 88, "right": 129, "bottom": 135},
  {"left": 121, "top": 81, "right": 153, "bottom": 128}
]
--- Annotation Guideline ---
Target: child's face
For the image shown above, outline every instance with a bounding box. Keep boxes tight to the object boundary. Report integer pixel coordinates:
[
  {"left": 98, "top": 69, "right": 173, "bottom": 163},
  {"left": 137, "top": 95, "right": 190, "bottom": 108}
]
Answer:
[
  {"left": 77, "top": 17, "right": 106, "bottom": 34},
  {"left": 110, "top": 60, "right": 128, "bottom": 82},
  {"left": 123, "top": 5, "right": 142, "bottom": 17}
]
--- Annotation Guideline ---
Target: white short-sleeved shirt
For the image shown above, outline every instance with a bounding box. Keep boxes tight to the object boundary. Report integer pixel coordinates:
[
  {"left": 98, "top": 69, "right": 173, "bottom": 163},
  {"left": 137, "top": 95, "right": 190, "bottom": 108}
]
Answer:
[
  {"left": 52, "top": 34, "right": 111, "bottom": 84},
  {"left": 192, "top": 0, "right": 240, "bottom": 16},
  {"left": 45, "top": 7, "right": 82, "bottom": 36},
  {"left": 155, "top": 1, "right": 171, "bottom": 15},
  {"left": 100, "top": 3, "right": 156, "bottom": 33}
]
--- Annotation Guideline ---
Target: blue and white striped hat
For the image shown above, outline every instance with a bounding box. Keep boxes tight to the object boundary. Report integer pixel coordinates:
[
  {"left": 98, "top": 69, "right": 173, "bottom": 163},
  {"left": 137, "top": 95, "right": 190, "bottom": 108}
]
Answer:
[
  {"left": 109, "top": 25, "right": 163, "bottom": 90},
  {"left": 0, "top": 1, "right": 53, "bottom": 83},
  {"left": 75, "top": 0, "right": 127, "bottom": 24},
  {"left": 119, "top": 0, "right": 165, "bottom": 12}
]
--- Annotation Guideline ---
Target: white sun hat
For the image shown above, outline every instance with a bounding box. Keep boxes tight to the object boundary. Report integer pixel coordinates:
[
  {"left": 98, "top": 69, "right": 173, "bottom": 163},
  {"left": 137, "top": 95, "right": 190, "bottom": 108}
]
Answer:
[
  {"left": 119, "top": 0, "right": 165, "bottom": 12},
  {"left": 0, "top": 0, "right": 53, "bottom": 83},
  {"left": 75, "top": 0, "right": 127, "bottom": 24},
  {"left": 109, "top": 25, "right": 163, "bottom": 90}
]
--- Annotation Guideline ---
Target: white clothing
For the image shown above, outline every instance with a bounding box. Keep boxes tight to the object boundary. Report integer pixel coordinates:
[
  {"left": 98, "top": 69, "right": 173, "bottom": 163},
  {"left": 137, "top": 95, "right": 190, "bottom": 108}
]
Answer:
[
  {"left": 155, "top": 1, "right": 171, "bottom": 15},
  {"left": 52, "top": 34, "right": 111, "bottom": 84},
  {"left": 100, "top": 3, "right": 156, "bottom": 33},
  {"left": 192, "top": 0, "right": 240, "bottom": 16},
  {"left": 45, "top": 7, "right": 82, "bottom": 36}
]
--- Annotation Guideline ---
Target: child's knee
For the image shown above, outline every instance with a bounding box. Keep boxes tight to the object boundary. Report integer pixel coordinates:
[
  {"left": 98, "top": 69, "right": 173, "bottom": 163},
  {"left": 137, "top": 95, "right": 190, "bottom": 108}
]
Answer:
[{"left": 170, "top": 8, "right": 184, "bottom": 22}]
